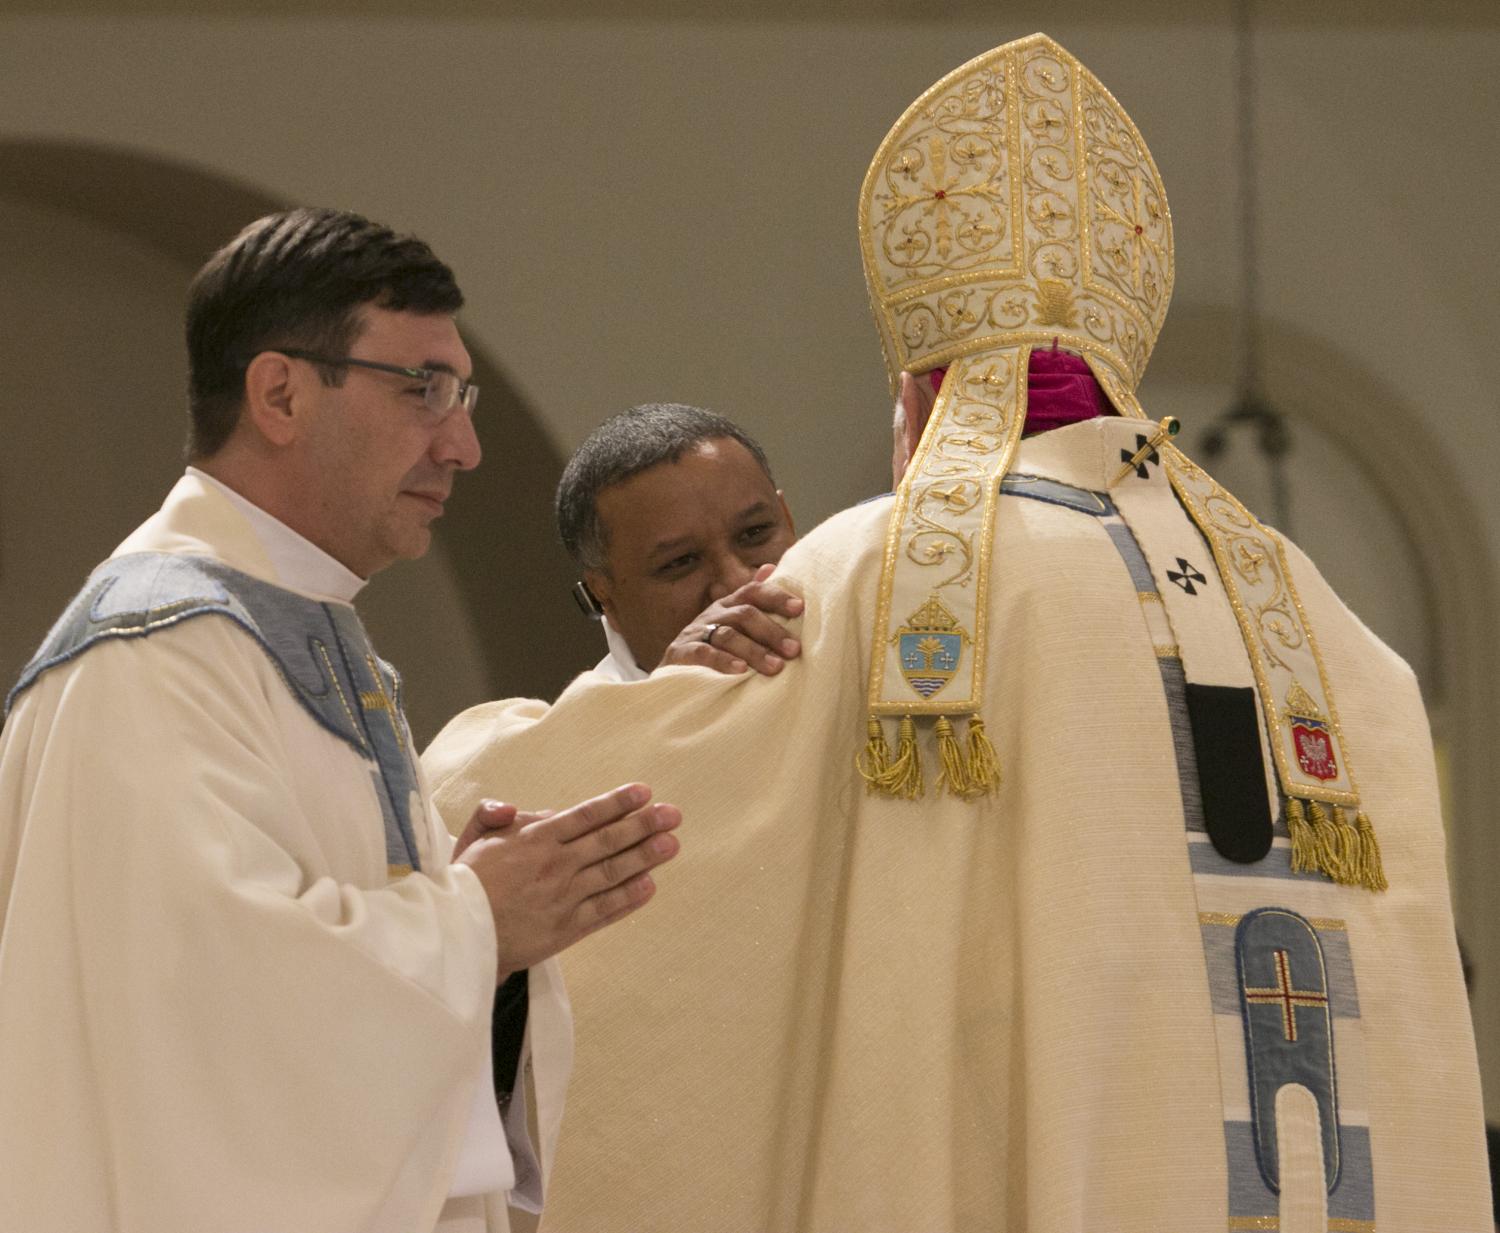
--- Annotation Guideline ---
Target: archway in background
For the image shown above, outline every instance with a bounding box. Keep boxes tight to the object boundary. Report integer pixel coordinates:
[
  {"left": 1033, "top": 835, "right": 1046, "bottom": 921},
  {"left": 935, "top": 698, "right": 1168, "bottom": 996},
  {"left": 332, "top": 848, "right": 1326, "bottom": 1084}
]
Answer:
[{"left": 0, "top": 138, "right": 596, "bottom": 739}]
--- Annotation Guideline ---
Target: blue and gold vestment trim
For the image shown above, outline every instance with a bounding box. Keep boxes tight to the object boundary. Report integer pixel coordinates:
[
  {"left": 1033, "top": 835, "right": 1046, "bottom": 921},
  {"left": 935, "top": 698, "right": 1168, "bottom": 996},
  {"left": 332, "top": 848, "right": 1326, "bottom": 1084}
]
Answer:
[{"left": 8, "top": 552, "right": 425, "bottom": 875}]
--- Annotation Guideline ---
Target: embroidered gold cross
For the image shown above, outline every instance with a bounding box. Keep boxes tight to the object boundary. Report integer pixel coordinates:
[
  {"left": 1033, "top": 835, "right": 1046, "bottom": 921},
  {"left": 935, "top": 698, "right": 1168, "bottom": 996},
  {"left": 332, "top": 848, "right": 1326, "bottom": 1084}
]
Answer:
[
  {"left": 359, "top": 656, "right": 405, "bottom": 751},
  {"left": 1243, "top": 948, "right": 1328, "bottom": 1042}
]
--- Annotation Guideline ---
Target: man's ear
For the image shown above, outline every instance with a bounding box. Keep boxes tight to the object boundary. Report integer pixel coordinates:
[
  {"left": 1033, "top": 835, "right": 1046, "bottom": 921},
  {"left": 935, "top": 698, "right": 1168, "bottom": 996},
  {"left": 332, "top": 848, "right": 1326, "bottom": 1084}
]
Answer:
[
  {"left": 241, "top": 351, "right": 302, "bottom": 448},
  {"left": 582, "top": 567, "right": 616, "bottom": 622},
  {"left": 900, "top": 370, "right": 935, "bottom": 455},
  {"left": 892, "top": 370, "right": 937, "bottom": 485}
]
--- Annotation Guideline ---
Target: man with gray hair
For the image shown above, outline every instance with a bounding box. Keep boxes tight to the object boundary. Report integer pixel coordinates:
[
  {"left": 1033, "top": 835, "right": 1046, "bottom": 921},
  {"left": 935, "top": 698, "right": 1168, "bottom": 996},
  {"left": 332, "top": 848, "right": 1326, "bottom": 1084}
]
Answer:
[{"left": 556, "top": 402, "right": 803, "bottom": 681}]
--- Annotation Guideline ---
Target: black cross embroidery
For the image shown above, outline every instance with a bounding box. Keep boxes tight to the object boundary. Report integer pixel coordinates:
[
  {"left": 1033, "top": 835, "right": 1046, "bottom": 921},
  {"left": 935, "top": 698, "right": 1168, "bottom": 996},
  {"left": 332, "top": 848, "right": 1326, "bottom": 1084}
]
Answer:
[
  {"left": 1167, "top": 558, "right": 1207, "bottom": 595},
  {"left": 1119, "top": 434, "right": 1159, "bottom": 479}
]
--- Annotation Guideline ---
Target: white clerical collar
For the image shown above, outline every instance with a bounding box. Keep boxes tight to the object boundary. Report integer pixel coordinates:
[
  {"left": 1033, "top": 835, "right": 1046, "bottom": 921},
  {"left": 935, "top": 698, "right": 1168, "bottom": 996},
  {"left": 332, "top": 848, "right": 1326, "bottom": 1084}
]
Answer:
[
  {"left": 186, "top": 467, "right": 366, "bottom": 603},
  {"left": 594, "top": 618, "right": 649, "bottom": 683}
]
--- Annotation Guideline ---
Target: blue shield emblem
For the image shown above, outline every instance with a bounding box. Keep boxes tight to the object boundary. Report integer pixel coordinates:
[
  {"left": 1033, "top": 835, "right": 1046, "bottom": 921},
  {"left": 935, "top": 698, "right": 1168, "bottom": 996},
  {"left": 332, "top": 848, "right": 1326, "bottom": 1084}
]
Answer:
[
  {"left": 892, "top": 594, "right": 971, "bottom": 700},
  {"left": 899, "top": 632, "right": 963, "bottom": 697}
]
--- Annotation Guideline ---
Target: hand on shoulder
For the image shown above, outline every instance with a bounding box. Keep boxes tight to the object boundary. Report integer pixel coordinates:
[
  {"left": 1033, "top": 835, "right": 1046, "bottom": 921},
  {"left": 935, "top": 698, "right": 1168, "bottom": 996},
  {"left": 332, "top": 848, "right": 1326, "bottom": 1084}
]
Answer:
[{"left": 659, "top": 563, "right": 804, "bottom": 677}]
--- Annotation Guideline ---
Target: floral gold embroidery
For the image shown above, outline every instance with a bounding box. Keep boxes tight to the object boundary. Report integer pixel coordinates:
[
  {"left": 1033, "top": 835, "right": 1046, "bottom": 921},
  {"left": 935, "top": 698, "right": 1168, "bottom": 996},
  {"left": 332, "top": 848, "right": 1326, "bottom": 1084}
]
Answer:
[{"left": 860, "top": 34, "right": 1173, "bottom": 398}]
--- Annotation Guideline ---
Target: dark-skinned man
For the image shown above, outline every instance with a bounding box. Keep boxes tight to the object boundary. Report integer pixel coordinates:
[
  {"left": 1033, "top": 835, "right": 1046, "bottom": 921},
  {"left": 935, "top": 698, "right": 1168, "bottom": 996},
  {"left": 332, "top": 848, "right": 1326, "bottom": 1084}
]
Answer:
[{"left": 555, "top": 402, "right": 804, "bottom": 681}]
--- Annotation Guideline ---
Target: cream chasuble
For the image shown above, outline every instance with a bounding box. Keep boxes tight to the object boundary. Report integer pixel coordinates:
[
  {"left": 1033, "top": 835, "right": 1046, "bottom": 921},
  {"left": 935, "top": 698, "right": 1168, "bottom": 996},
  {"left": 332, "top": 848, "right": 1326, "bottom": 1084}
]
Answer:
[
  {"left": 424, "top": 32, "right": 1483, "bottom": 1230},
  {"left": 0, "top": 473, "right": 570, "bottom": 1233},
  {"left": 424, "top": 415, "right": 1488, "bottom": 1232}
]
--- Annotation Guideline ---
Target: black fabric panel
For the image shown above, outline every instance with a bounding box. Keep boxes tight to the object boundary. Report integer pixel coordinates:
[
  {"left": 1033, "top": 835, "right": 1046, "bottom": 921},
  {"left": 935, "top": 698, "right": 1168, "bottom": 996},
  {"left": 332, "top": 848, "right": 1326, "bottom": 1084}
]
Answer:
[
  {"left": 1185, "top": 683, "right": 1274, "bottom": 863},
  {"left": 493, "top": 968, "right": 529, "bottom": 1099},
  {"left": 1487, "top": 1124, "right": 1500, "bottom": 1225}
]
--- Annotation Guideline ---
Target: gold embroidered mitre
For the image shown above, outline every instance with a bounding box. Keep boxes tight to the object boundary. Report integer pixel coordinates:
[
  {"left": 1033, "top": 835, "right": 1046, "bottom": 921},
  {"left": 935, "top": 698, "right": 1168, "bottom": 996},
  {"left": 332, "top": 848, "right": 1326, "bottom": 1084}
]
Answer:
[{"left": 858, "top": 31, "right": 1173, "bottom": 413}]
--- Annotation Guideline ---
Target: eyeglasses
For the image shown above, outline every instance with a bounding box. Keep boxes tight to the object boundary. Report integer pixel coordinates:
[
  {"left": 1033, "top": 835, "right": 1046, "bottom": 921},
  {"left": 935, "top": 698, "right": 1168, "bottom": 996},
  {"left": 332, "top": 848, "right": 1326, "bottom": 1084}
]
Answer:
[{"left": 278, "top": 349, "right": 479, "bottom": 419}]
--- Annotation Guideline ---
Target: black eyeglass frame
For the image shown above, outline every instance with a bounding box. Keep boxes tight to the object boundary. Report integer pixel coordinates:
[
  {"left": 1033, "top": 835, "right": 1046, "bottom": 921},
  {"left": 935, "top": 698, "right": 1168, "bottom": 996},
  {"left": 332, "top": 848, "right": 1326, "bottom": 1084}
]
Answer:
[{"left": 276, "top": 348, "right": 479, "bottom": 417}]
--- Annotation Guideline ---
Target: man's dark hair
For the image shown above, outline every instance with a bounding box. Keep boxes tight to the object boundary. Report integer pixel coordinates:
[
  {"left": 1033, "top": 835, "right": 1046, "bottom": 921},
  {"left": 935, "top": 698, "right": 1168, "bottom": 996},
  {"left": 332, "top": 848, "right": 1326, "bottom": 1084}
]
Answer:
[
  {"left": 184, "top": 206, "right": 463, "bottom": 459},
  {"left": 556, "top": 403, "right": 775, "bottom": 573}
]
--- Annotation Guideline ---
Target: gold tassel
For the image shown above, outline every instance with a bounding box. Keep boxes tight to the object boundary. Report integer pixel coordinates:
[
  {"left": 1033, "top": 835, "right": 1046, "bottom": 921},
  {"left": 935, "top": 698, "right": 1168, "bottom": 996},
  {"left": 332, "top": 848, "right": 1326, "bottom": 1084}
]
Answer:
[
  {"left": 964, "top": 716, "right": 1002, "bottom": 797},
  {"left": 1286, "top": 798, "right": 1318, "bottom": 874},
  {"left": 856, "top": 716, "right": 891, "bottom": 789},
  {"left": 1331, "top": 807, "right": 1361, "bottom": 884},
  {"left": 1354, "top": 811, "right": 1389, "bottom": 892},
  {"left": 1287, "top": 797, "right": 1388, "bottom": 891},
  {"left": 858, "top": 714, "right": 923, "bottom": 799},
  {"left": 1307, "top": 801, "right": 1352, "bottom": 884},
  {"left": 934, "top": 716, "right": 969, "bottom": 797},
  {"left": 889, "top": 715, "right": 924, "bottom": 799}
]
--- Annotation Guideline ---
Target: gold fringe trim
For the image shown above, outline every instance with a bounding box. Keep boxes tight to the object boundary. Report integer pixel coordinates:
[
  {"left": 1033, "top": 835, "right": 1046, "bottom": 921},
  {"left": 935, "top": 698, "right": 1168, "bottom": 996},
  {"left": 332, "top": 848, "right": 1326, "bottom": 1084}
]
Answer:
[
  {"left": 857, "top": 714, "right": 1001, "bottom": 803},
  {"left": 1354, "top": 811, "right": 1388, "bottom": 892},
  {"left": 1307, "top": 801, "right": 1350, "bottom": 884},
  {"left": 858, "top": 715, "right": 923, "bottom": 799},
  {"left": 1332, "top": 806, "right": 1362, "bottom": 879},
  {"left": 890, "top": 716, "right": 924, "bottom": 799},
  {"left": 1285, "top": 797, "right": 1387, "bottom": 891},
  {"left": 1287, "top": 798, "right": 1318, "bottom": 874},
  {"left": 963, "top": 717, "right": 1002, "bottom": 797},
  {"left": 856, "top": 716, "right": 891, "bottom": 784},
  {"left": 934, "top": 716, "right": 969, "bottom": 797}
]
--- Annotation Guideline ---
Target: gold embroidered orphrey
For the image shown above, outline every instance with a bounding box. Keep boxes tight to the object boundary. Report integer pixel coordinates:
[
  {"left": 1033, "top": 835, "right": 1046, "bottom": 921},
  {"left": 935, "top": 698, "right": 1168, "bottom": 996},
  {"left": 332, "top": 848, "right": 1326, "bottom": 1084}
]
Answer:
[
  {"left": 360, "top": 656, "right": 406, "bottom": 752},
  {"left": 1165, "top": 448, "right": 1385, "bottom": 889},
  {"left": 853, "top": 34, "right": 1385, "bottom": 887},
  {"left": 860, "top": 31, "right": 1173, "bottom": 801},
  {"left": 869, "top": 349, "right": 1024, "bottom": 721}
]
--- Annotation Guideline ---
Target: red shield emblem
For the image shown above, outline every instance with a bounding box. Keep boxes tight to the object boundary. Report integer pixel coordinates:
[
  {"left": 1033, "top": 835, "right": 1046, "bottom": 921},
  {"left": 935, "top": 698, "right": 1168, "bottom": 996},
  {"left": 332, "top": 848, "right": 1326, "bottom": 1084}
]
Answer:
[{"left": 1292, "top": 723, "right": 1338, "bottom": 782}]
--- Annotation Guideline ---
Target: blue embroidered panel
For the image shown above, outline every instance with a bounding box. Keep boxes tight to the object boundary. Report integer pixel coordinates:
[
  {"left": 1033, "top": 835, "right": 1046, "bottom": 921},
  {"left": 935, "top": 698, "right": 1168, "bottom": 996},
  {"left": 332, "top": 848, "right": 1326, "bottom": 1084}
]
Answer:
[
  {"left": 1101, "top": 522, "right": 1160, "bottom": 593},
  {"left": 999, "top": 472, "right": 1114, "bottom": 516},
  {"left": 1050, "top": 485, "right": 1379, "bottom": 1231},
  {"left": 1224, "top": 1121, "right": 1375, "bottom": 1225},
  {"left": 1201, "top": 920, "right": 1361, "bottom": 1021},
  {"left": 7, "top": 552, "right": 422, "bottom": 871},
  {"left": 1235, "top": 907, "right": 1341, "bottom": 1193},
  {"left": 320, "top": 602, "right": 423, "bottom": 872},
  {"left": 1189, "top": 838, "right": 1325, "bottom": 882}
]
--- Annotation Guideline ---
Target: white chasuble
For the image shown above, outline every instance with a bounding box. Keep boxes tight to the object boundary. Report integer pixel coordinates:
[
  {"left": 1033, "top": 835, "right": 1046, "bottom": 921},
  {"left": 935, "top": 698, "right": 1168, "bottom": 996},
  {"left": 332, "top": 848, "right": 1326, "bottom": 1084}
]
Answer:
[
  {"left": 423, "top": 417, "right": 1488, "bottom": 1233},
  {"left": 0, "top": 474, "right": 567, "bottom": 1233}
]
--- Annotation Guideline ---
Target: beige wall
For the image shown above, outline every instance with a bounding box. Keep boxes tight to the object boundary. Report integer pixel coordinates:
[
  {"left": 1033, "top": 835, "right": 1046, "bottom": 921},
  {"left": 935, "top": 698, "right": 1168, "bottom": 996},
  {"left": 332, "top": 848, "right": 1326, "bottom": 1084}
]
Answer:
[
  {"left": 2, "top": 7, "right": 1497, "bottom": 1109},
  {"left": 2, "top": 15, "right": 1492, "bottom": 555}
]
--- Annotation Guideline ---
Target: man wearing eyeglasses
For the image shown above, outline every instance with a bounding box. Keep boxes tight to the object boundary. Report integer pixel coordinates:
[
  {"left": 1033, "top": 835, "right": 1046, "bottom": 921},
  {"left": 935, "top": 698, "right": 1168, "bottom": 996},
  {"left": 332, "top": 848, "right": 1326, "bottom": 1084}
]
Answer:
[{"left": 0, "top": 207, "right": 680, "bottom": 1233}]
